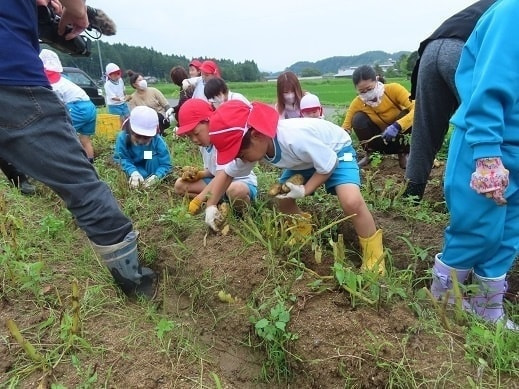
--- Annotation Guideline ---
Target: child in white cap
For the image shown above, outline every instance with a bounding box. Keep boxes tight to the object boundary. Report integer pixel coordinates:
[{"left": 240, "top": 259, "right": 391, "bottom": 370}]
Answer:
[
  {"left": 114, "top": 106, "right": 173, "bottom": 188},
  {"left": 104, "top": 62, "right": 130, "bottom": 122},
  {"left": 39, "top": 49, "right": 97, "bottom": 163},
  {"left": 300, "top": 93, "right": 323, "bottom": 119}
]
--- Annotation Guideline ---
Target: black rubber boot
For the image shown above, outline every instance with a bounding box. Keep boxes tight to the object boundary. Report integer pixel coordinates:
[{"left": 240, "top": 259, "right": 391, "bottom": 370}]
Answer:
[
  {"left": 91, "top": 231, "right": 157, "bottom": 299},
  {"left": 402, "top": 182, "right": 426, "bottom": 203}
]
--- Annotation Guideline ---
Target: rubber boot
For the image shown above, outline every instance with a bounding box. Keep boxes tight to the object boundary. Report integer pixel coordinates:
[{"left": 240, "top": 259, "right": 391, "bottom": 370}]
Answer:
[
  {"left": 470, "top": 273, "right": 518, "bottom": 331},
  {"left": 19, "top": 177, "right": 36, "bottom": 195},
  {"left": 357, "top": 152, "right": 372, "bottom": 167},
  {"left": 402, "top": 182, "right": 426, "bottom": 204},
  {"left": 398, "top": 153, "right": 408, "bottom": 169},
  {"left": 358, "top": 229, "right": 385, "bottom": 275},
  {"left": 91, "top": 231, "right": 157, "bottom": 299},
  {"left": 430, "top": 253, "right": 471, "bottom": 305}
]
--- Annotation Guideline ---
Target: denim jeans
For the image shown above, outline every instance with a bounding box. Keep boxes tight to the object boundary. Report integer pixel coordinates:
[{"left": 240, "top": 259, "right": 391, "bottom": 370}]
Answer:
[{"left": 0, "top": 86, "right": 132, "bottom": 245}]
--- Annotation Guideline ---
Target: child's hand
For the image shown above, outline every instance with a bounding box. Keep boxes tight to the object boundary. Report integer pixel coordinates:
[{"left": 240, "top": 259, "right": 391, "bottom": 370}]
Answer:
[
  {"left": 275, "top": 182, "right": 305, "bottom": 199},
  {"left": 205, "top": 205, "right": 222, "bottom": 232},
  {"left": 470, "top": 157, "right": 508, "bottom": 205}
]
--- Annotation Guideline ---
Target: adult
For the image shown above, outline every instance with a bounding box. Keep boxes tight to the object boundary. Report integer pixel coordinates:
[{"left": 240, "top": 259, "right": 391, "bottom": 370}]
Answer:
[
  {"left": 342, "top": 65, "right": 414, "bottom": 169},
  {"left": 429, "top": 0, "right": 517, "bottom": 330},
  {"left": 127, "top": 70, "right": 173, "bottom": 135},
  {"left": 404, "top": 0, "right": 497, "bottom": 201},
  {"left": 0, "top": 157, "right": 35, "bottom": 195},
  {"left": 275, "top": 71, "right": 304, "bottom": 119},
  {"left": 0, "top": 0, "right": 155, "bottom": 298},
  {"left": 170, "top": 66, "right": 193, "bottom": 123}
]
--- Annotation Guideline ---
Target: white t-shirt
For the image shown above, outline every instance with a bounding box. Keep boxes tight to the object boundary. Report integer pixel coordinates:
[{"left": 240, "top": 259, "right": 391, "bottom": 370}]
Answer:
[
  {"left": 224, "top": 118, "right": 352, "bottom": 177},
  {"left": 51, "top": 76, "right": 90, "bottom": 104},
  {"left": 228, "top": 91, "right": 250, "bottom": 106},
  {"left": 201, "top": 145, "right": 257, "bottom": 187},
  {"left": 104, "top": 78, "right": 126, "bottom": 106}
]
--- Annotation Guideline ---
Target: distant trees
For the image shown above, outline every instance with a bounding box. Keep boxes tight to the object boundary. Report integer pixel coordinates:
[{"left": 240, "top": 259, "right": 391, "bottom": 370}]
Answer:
[
  {"left": 43, "top": 41, "right": 263, "bottom": 82},
  {"left": 300, "top": 68, "right": 322, "bottom": 77}
]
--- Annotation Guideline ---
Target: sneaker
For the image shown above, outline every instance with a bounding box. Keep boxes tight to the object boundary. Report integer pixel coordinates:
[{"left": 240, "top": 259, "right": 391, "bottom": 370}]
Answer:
[{"left": 19, "top": 180, "right": 36, "bottom": 195}]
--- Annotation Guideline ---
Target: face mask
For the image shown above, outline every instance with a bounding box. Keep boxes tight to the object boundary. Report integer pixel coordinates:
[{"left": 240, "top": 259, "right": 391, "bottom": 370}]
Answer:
[
  {"left": 283, "top": 92, "right": 295, "bottom": 104},
  {"left": 359, "top": 82, "right": 385, "bottom": 107},
  {"left": 137, "top": 79, "right": 148, "bottom": 90}
]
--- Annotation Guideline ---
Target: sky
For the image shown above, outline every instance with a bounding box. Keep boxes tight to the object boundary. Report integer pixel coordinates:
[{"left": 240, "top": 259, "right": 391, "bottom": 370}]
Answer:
[{"left": 87, "top": 0, "right": 478, "bottom": 72}]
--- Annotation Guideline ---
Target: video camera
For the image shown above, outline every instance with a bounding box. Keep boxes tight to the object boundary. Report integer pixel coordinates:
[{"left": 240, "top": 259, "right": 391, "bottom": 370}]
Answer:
[{"left": 37, "top": 5, "right": 117, "bottom": 57}]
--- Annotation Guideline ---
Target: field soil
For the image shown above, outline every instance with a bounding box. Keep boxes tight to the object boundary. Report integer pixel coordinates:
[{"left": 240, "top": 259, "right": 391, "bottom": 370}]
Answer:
[{"left": 1, "top": 154, "right": 518, "bottom": 388}]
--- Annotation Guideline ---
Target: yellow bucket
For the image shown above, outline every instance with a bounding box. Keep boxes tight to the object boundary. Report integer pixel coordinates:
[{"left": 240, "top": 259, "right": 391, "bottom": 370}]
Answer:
[{"left": 95, "top": 113, "right": 121, "bottom": 141}]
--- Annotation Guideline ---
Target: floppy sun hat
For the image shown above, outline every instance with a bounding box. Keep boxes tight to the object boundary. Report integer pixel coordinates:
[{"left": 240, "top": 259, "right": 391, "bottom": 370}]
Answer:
[
  {"left": 209, "top": 101, "right": 279, "bottom": 164},
  {"left": 177, "top": 99, "right": 214, "bottom": 135},
  {"left": 130, "top": 106, "right": 158, "bottom": 137},
  {"left": 300, "top": 93, "right": 321, "bottom": 112}
]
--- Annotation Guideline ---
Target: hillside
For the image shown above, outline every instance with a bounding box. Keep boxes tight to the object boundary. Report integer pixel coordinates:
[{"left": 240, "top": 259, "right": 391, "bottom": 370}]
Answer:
[{"left": 287, "top": 50, "right": 412, "bottom": 75}]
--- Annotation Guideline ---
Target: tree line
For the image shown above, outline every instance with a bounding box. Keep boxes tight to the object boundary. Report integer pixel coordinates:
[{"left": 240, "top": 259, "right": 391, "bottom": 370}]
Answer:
[{"left": 42, "top": 40, "right": 263, "bottom": 82}]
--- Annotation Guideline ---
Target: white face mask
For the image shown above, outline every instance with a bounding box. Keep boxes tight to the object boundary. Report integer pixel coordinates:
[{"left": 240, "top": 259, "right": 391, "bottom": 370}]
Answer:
[
  {"left": 137, "top": 79, "right": 148, "bottom": 90},
  {"left": 283, "top": 92, "right": 295, "bottom": 105},
  {"left": 359, "top": 81, "right": 385, "bottom": 107}
]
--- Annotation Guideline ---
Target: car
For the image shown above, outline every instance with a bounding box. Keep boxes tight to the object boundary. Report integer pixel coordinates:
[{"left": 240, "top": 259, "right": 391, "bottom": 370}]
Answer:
[{"left": 61, "top": 67, "right": 105, "bottom": 107}]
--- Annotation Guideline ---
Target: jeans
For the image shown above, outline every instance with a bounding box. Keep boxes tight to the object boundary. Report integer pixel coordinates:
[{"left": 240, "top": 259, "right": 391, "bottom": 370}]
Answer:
[{"left": 0, "top": 86, "right": 132, "bottom": 245}]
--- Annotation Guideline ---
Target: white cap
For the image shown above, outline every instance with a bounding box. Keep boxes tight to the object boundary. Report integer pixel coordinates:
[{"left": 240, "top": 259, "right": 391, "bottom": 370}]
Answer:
[
  {"left": 105, "top": 62, "right": 120, "bottom": 75},
  {"left": 39, "top": 49, "right": 63, "bottom": 73},
  {"left": 130, "top": 106, "right": 158, "bottom": 136},
  {"left": 300, "top": 93, "right": 321, "bottom": 111}
]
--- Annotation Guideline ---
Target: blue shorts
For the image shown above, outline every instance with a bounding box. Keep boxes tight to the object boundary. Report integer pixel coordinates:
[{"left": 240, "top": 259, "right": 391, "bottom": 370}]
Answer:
[
  {"left": 202, "top": 177, "right": 257, "bottom": 201},
  {"left": 108, "top": 103, "right": 130, "bottom": 119},
  {"left": 67, "top": 100, "right": 97, "bottom": 136},
  {"left": 279, "top": 145, "right": 359, "bottom": 195}
]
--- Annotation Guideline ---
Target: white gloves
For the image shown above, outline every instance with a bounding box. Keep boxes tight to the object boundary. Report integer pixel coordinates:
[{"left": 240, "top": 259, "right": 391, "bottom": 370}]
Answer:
[
  {"left": 181, "top": 79, "right": 191, "bottom": 90},
  {"left": 205, "top": 205, "right": 221, "bottom": 232},
  {"left": 275, "top": 182, "right": 306, "bottom": 199},
  {"left": 143, "top": 174, "right": 158, "bottom": 188},
  {"left": 165, "top": 107, "right": 174, "bottom": 122},
  {"left": 129, "top": 171, "right": 144, "bottom": 188}
]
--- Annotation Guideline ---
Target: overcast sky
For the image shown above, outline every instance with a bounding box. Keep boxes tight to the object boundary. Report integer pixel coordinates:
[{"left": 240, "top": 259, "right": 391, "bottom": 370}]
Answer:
[{"left": 87, "top": 0, "right": 478, "bottom": 72}]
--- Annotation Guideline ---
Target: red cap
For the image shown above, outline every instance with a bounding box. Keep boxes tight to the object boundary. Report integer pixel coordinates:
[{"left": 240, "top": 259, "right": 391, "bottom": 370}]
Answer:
[
  {"left": 209, "top": 101, "right": 278, "bottom": 164},
  {"left": 177, "top": 99, "right": 214, "bottom": 135},
  {"left": 200, "top": 60, "right": 220, "bottom": 77},
  {"left": 189, "top": 59, "right": 202, "bottom": 69}
]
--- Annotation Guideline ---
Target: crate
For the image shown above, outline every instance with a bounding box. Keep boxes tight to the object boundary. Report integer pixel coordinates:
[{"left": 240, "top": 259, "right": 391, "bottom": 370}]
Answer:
[{"left": 95, "top": 113, "right": 121, "bottom": 141}]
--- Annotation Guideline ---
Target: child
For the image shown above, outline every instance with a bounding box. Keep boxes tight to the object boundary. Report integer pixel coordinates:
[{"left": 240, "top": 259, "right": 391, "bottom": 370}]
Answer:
[
  {"left": 429, "top": 0, "right": 518, "bottom": 330},
  {"left": 114, "top": 106, "right": 172, "bottom": 188},
  {"left": 204, "top": 100, "right": 385, "bottom": 274},
  {"left": 185, "top": 60, "right": 221, "bottom": 100},
  {"left": 104, "top": 62, "right": 130, "bottom": 122},
  {"left": 188, "top": 59, "right": 202, "bottom": 78},
  {"left": 204, "top": 77, "right": 250, "bottom": 109},
  {"left": 39, "top": 49, "right": 97, "bottom": 163},
  {"left": 275, "top": 71, "right": 305, "bottom": 119},
  {"left": 300, "top": 93, "right": 323, "bottom": 118},
  {"left": 174, "top": 99, "right": 257, "bottom": 214}
]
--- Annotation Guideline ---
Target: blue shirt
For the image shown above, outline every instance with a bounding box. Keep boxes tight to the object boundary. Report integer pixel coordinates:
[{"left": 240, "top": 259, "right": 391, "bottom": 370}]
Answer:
[
  {"left": 0, "top": 0, "right": 49, "bottom": 86},
  {"left": 113, "top": 131, "right": 173, "bottom": 178}
]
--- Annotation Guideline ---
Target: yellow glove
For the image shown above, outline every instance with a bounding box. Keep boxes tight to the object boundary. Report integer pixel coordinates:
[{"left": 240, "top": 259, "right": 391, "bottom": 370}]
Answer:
[
  {"left": 181, "top": 166, "right": 205, "bottom": 182},
  {"left": 188, "top": 197, "right": 203, "bottom": 215}
]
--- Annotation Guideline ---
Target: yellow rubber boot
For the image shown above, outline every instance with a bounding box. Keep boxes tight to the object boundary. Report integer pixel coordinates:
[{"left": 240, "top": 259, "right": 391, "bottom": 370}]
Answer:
[{"left": 358, "top": 229, "right": 385, "bottom": 275}]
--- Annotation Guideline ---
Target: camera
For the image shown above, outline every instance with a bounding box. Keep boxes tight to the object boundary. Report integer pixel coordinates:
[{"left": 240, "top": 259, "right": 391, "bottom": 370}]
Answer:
[{"left": 38, "top": 5, "right": 91, "bottom": 57}]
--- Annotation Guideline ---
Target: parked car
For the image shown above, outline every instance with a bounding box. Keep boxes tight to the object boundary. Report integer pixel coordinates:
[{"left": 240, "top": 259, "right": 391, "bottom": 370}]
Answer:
[{"left": 61, "top": 67, "right": 105, "bottom": 107}]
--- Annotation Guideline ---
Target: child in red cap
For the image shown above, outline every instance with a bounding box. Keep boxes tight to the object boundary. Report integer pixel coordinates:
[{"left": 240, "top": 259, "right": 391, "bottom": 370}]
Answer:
[
  {"left": 175, "top": 99, "right": 257, "bottom": 216},
  {"left": 206, "top": 100, "right": 386, "bottom": 275}
]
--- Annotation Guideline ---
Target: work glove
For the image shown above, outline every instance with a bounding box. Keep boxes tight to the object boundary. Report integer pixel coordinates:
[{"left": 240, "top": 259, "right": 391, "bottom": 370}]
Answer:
[
  {"left": 129, "top": 171, "right": 144, "bottom": 188},
  {"left": 181, "top": 79, "right": 191, "bottom": 90},
  {"left": 165, "top": 107, "right": 175, "bottom": 122},
  {"left": 205, "top": 205, "right": 222, "bottom": 232},
  {"left": 188, "top": 197, "right": 203, "bottom": 215},
  {"left": 181, "top": 166, "right": 205, "bottom": 182},
  {"left": 470, "top": 157, "right": 509, "bottom": 205},
  {"left": 143, "top": 174, "right": 158, "bottom": 188},
  {"left": 382, "top": 122, "right": 401, "bottom": 143},
  {"left": 276, "top": 182, "right": 305, "bottom": 199}
]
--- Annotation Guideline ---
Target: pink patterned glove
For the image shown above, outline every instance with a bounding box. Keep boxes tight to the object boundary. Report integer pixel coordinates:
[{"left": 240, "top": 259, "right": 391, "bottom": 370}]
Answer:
[{"left": 470, "top": 157, "right": 509, "bottom": 205}]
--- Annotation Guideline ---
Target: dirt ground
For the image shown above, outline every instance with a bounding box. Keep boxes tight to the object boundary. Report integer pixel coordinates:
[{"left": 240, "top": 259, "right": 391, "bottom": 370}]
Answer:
[{"left": 1, "top": 155, "right": 518, "bottom": 388}]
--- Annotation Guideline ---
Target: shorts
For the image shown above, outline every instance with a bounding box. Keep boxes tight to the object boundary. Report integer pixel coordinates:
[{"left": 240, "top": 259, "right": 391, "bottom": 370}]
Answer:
[
  {"left": 279, "top": 145, "right": 359, "bottom": 195},
  {"left": 66, "top": 100, "right": 97, "bottom": 136},
  {"left": 108, "top": 103, "right": 130, "bottom": 119},
  {"left": 202, "top": 177, "right": 258, "bottom": 201}
]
